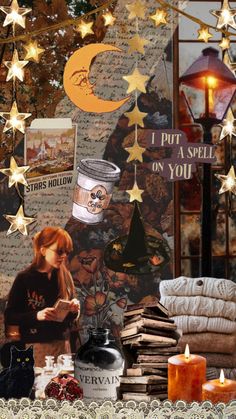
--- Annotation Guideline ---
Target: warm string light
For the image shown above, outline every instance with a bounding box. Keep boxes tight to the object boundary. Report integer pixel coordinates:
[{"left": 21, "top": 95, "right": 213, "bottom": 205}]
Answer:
[
  {"left": 23, "top": 40, "right": 45, "bottom": 63},
  {"left": 150, "top": 8, "right": 168, "bottom": 27},
  {"left": 75, "top": 19, "right": 94, "bottom": 39},
  {"left": 0, "top": 1, "right": 36, "bottom": 236},
  {"left": 210, "top": 0, "right": 236, "bottom": 31},
  {"left": 215, "top": 166, "right": 236, "bottom": 195},
  {"left": 102, "top": 11, "right": 116, "bottom": 26},
  {"left": 197, "top": 26, "right": 213, "bottom": 43}
]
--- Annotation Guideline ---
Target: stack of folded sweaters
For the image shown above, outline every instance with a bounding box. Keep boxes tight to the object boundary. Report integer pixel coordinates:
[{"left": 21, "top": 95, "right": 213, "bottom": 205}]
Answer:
[{"left": 160, "top": 276, "right": 236, "bottom": 379}]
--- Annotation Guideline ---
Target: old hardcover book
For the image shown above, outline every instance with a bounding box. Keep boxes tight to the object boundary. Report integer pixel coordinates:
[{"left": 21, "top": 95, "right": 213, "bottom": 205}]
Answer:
[
  {"left": 122, "top": 392, "right": 167, "bottom": 401},
  {"left": 124, "top": 302, "right": 168, "bottom": 318},
  {"left": 132, "top": 362, "right": 168, "bottom": 368},
  {"left": 124, "top": 314, "right": 175, "bottom": 328},
  {"left": 123, "top": 317, "right": 177, "bottom": 332},
  {"left": 136, "top": 347, "right": 180, "bottom": 355},
  {"left": 137, "top": 354, "right": 170, "bottom": 363},
  {"left": 121, "top": 333, "right": 176, "bottom": 345},
  {"left": 120, "top": 383, "right": 168, "bottom": 393},
  {"left": 126, "top": 367, "right": 167, "bottom": 377},
  {"left": 121, "top": 326, "right": 176, "bottom": 339},
  {"left": 120, "top": 375, "right": 167, "bottom": 384}
]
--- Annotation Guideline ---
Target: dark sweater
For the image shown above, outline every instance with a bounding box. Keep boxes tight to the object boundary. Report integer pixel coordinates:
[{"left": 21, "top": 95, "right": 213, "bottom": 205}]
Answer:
[{"left": 4, "top": 266, "right": 75, "bottom": 343}]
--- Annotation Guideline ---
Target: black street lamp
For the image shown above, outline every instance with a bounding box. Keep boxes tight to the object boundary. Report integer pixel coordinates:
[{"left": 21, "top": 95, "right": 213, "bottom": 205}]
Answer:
[{"left": 179, "top": 47, "right": 236, "bottom": 276}]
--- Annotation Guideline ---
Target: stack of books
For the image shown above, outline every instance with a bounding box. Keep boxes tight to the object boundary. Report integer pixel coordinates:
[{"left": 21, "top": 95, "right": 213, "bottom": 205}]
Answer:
[{"left": 120, "top": 302, "right": 180, "bottom": 402}]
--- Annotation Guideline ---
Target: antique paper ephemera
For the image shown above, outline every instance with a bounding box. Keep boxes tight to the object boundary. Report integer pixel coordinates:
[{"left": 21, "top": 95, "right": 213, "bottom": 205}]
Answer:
[{"left": 24, "top": 118, "right": 77, "bottom": 194}]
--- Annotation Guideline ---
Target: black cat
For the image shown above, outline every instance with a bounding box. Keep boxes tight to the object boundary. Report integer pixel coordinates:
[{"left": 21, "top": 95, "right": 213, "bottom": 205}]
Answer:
[{"left": 0, "top": 345, "right": 35, "bottom": 399}]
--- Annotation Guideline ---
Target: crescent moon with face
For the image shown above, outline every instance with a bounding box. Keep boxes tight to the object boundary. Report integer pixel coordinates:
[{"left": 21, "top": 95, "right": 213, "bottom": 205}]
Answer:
[{"left": 63, "top": 43, "right": 130, "bottom": 113}]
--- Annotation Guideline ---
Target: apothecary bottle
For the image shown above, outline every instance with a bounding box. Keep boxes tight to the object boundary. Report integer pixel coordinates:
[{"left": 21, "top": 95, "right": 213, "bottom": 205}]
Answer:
[{"left": 74, "top": 328, "right": 124, "bottom": 401}]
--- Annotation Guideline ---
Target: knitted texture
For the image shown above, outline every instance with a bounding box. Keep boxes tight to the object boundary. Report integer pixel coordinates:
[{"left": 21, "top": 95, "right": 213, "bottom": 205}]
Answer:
[
  {"left": 160, "top": 276, "right": 236, "bottom": 302},
  {"left": 161, "top": 295, "right": 236, "bottom": 321},
  {"left": 171, "top": 315, "right": 236, "bottom": 334},
  {"left": 178, "top": 332, "right": 236, "bottom": 354}
]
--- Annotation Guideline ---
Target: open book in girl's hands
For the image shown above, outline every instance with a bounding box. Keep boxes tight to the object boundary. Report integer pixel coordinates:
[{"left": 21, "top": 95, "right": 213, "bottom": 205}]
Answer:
[{"left": 53, "top": 299, "right": 71, "bottom": 322}]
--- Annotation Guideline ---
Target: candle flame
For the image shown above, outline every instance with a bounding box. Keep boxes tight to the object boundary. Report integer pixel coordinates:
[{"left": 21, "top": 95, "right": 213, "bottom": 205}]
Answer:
[
  {"left": 184, "top": 344, "right": 190, "bottom": 359},
  {"left": 220, "top": 369, "right": 225, "bottom": 384}
]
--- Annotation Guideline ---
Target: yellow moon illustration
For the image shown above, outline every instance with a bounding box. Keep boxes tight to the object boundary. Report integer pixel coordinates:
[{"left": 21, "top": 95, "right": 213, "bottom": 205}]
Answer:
[{"left": 63, "top": 43, "right": 130, "bottom": 113}]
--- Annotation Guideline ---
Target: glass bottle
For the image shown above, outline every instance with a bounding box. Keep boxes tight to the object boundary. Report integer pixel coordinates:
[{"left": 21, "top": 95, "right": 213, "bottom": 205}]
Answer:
[{"left": 74, "top": 328, "right": 124, "bottom": 401}]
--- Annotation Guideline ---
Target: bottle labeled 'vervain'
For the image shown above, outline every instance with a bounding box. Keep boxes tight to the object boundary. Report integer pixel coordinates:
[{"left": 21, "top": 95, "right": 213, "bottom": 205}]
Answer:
[{"left": 74, "top": 328, "right": 124, "bottom": 401}]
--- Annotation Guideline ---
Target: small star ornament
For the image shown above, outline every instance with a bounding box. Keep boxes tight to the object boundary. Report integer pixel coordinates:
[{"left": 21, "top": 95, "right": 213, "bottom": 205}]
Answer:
[
  {"left": 126, "top": 180, "right": 144, "bottom": 202},
  {"left": 218, "top": 108, "right": 236, "bottom": 141},
  {"left": 211, "top": 0, "right": 236, "bottom": 30},
  {"left": 0, "top": 156, "right": 29, "bottom": 187},
  {"left": 4, "top": 49, "right": 28, "bottom": 82},
  {"left": 150, "top": 8, "right": 168, "bottom": 26},
  {"left": 126, "top": 0, "right": 145, "bottom": 20},
  {"left": 123, "top": 68, "right": 149, "bottom": 94},
  {"left": 76, "top": 20, "right": 94, "bottom": 38},
  {"left": 102, "top": 11, "right": 116, "bottom": 26},
  {"left": 198, "top": 26, "right": 213, "bottom": 43},
  {"left": 0, "top": 101, "right": 31, "bottom": 133},
  {"left": 219, "top": 37, "right": 230, "bottom": 51},
  {"left": 124, "top": 105, "right": 147, "bottom": 128},
  {"left": 0, "top": 0, "right": 31, "bottom": 28},
  {"left": 23, "top": 41, "right": 45, "bottom": 63},
  {"left": 4, "top": 205, "right": 36, "bottom": 236},
  {"left": 215, "top": 166, "right": 236, "bottom": 195},
  {"left": 128, "top": 34, "right": 149, "bottom": 54},
  {"left": 125, "top": 140, "right": 145, "bottom": 163}
]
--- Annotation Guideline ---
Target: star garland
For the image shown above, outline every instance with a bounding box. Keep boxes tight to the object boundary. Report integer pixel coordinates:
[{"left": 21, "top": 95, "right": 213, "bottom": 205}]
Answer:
[
  {"left": 0, "top": 0, "right": 35, "bottom": 236},
  {"left": 122, "top": 1, "right": 151, "bottom": 203}
]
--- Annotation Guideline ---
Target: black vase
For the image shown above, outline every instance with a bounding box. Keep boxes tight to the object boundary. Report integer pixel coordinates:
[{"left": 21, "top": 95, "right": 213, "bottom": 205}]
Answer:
[{"left": 74, "top": 328, "right": 124, "bottom": 401}]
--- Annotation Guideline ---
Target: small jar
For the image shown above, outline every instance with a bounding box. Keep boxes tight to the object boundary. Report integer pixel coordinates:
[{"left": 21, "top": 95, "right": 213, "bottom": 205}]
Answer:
[
  {"left": 72, "top": 159, "right": 120, "bottom": 224},
  {"left": 74, "top": 328, "right": 124, "bottom": 401}
]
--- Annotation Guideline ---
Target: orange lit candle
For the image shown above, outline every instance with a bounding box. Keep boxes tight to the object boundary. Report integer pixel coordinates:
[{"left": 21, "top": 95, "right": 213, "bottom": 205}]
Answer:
[
  {"left": 202, "top": 369, "right": 236, "bottom": 403},
  {"left": 168, "top": 344, "right": 206, "bottom": 402}
]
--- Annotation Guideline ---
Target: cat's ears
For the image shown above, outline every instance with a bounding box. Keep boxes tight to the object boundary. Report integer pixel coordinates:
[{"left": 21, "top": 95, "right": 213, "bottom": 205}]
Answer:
[
  {"left": 10, "top": 345, "right": 33, "bottom": 353},
  {"left": 26, "top": 345, "right": 33, "bottom": 352},
  {"left": 10, "top": 345, "right": 18, "bottom": 353}
]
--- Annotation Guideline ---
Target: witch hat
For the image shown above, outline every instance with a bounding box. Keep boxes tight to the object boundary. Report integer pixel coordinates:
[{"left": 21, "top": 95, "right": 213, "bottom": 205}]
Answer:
[{"left": 104, "top": 201, "right": 170, "bottom": 275}]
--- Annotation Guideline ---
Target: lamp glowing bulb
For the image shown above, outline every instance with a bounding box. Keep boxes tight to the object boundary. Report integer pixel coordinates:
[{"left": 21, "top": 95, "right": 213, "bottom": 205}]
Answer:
[
  {"left": 207, "top": 76, "right": 217, "bottom": 88},
  {"left": 184, "top": 344, "right": 190, "bottom": 359},
  {"left": 220, "top": 369, "right": 225, "bottom": 384}
]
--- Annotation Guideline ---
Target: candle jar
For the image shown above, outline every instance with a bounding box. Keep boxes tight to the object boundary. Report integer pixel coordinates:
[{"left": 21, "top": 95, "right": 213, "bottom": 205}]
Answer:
[
  {"left": 202, "top": 378, "right": 236, "bottom": 403},
  {"left": 74, "top": 328, "right": 124, "bottom": 401},
  {"left": 72, "top": 159, "right": 120, "bottom": 224},
  {"left": 168, "top": 353, "right": 206, "bottom": 402}
]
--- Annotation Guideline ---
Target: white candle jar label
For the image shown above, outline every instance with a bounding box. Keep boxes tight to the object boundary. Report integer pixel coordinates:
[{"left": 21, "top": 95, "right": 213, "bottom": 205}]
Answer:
[{"left": 72, "top": 159, "right": 120, "bottom": 224}]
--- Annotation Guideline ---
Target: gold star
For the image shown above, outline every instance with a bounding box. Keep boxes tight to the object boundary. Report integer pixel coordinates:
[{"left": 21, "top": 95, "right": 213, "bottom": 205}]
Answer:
[
  {"left": 4, "top": 205, "right": 36, "bottom": 236},
  {"left": 4, "top": 49, "right": 28, "bottom": 82},
  {"left": 23, "top": 41, "right": 45, "bottom": 63},
  {"left": 0, "top": 0, "right": 31, "bottom": 28},
  {"left": 125, "top": 140, "right": 145, "bottom": 163},
  {"left": 150, "top": 8, "right": 168, "bottom": 26},
  {"left": 126, "top": 181, "right": 144, "bottom": 202},
  {"left": 215, "top": 166, "right": 236, "bottom": 195},
  {"left": 0, "top": 156, "right": 29, "bottom": 188},
  {"left": 124, "top": 105, "right": 147, "bottom": 128},
  {"left": 211, "top": 0, "right": 236, "bottom": 30},
  {"left": 218, "top": 108, "right": 236, "bottom": 141},
  {"left": 128, "top": 34, "right": 149, "bottom": 54},
  {"left": 102, "top": 11, "right": 116, "bottom": 26},
  {"left": 197, "top": 26, "right": 213, "bottom": 43},
  {"left": 126, "top": 0, "right": 145, "bottom": 20},
  {"left": 219, "top": 37, "right": 230, "bottom": 51},
  {"left": 76, "top": 20, "right": 94, "bottom": 38},
  {"left": 123, "top": 68, "right": 149, "bottom": 94},
  {"left": 0, "top": 101, "right": 31, "bottom": 134}
]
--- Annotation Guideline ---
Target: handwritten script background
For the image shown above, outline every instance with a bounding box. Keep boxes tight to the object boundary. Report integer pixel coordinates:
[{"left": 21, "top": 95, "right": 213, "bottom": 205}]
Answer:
[{"left": 0, "top": 0, "right": 182, "bottom": 314}]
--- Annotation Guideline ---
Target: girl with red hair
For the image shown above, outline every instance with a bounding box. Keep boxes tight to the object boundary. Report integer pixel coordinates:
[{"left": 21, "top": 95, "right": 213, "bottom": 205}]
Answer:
[{"left": 4, "top": 226, "right": 80, "bottom": 367}]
